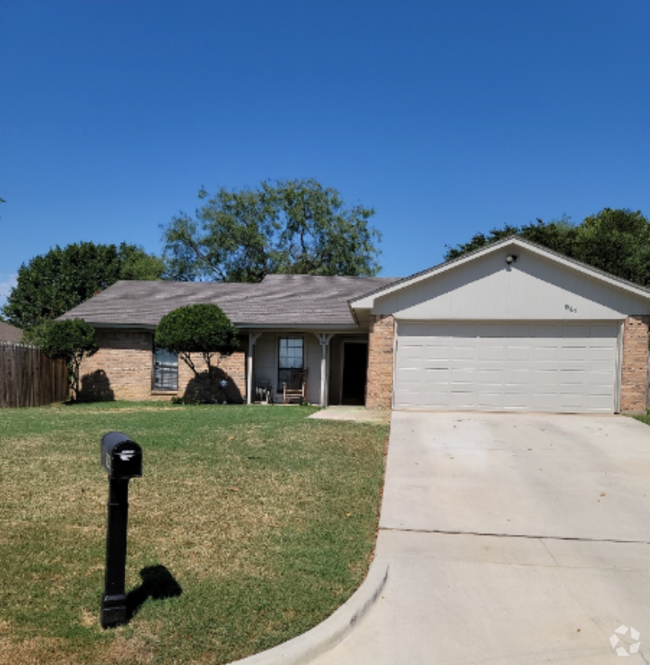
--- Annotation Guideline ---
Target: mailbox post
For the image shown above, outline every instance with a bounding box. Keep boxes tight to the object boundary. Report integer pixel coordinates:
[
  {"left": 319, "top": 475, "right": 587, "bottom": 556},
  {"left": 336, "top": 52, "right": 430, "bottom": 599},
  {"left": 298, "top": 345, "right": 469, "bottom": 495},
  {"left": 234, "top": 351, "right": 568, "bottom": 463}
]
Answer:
[{"left": 100, "top": 432, "right": 142, "bottom": 629}]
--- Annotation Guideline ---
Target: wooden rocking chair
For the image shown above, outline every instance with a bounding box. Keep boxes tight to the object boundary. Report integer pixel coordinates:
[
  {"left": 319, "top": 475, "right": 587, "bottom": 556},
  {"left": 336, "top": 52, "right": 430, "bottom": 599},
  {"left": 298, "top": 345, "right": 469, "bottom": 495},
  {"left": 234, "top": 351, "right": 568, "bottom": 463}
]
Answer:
[{"left": 283, "top": 369, "right": 308, "bottom": 404}]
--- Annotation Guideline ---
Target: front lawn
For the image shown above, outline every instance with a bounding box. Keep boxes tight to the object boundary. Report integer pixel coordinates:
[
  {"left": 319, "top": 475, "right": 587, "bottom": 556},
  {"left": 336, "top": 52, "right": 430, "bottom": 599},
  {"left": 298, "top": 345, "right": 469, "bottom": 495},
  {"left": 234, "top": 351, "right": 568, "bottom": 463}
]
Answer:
[{"left": 0, "top": 402, "right": 388, "bottom": 665}]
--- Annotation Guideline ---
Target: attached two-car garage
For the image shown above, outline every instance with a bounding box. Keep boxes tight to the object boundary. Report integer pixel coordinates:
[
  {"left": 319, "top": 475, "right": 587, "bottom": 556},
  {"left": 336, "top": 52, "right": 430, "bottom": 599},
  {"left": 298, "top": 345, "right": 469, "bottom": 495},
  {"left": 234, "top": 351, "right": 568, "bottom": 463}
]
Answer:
[
  {"left": 352, "top": 237, "right": 650, "bottom": 414},
  {"left": 394, "top": 321, "right": 619, "bottom": 413}
]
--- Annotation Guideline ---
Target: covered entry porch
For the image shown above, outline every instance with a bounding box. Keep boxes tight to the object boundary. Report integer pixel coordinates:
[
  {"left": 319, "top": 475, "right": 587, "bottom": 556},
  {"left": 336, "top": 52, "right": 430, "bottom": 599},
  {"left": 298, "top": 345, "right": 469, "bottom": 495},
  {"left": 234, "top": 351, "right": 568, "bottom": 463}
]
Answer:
[{"left": 245, "top": 330, "right": 369, "bottom": 406}]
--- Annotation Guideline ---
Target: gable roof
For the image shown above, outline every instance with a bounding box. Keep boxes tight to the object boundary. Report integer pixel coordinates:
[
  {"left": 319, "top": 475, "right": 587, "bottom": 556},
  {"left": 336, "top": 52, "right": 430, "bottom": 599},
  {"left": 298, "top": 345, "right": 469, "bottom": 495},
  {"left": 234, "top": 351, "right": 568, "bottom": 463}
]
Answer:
[
  {"left": 59, "top": 274, "right": 397, "bottom": 330},
  {"left": 350, "top": 235, "right": 650, "bottom": 310},
  {"left": 0, "top": 320, "right": 22, "bottom": 343}
]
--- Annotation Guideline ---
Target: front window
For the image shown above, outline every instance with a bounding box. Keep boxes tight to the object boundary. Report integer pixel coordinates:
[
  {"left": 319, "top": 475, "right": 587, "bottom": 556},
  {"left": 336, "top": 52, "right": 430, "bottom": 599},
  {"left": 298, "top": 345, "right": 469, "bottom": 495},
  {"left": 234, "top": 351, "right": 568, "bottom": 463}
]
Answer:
[
  {"left": 278, "top": 337, "right": 303, "bottom": 388},
  {"left": 153, "top": 348, "right": 178, "bottom": 391}
]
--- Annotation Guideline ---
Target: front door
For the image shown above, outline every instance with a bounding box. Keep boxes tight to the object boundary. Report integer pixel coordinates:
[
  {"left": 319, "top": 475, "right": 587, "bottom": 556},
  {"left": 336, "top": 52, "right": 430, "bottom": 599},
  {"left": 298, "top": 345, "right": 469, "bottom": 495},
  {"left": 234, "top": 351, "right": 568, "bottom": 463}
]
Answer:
[{"left": 341, "top": 342, "right": 368, "bottom": 405}]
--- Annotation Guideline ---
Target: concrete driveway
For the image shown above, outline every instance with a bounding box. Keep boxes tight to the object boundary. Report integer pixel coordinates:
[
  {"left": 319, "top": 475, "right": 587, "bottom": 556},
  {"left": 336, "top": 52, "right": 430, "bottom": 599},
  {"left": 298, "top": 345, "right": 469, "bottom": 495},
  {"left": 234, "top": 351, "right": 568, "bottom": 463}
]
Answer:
[{"left": 311, "top": 412, "right": 650, "bottom": 665}]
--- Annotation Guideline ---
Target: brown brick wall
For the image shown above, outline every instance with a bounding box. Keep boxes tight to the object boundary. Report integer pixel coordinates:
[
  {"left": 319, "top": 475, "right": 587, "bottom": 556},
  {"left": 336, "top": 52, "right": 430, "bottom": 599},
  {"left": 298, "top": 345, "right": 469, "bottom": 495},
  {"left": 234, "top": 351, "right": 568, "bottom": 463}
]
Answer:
[
  {"left": 79, "top": 330, "right": 247, "bottom": 403},
  {"left": 366, "top": 315, "right": 395, "bottom": 409},
  {"left": 620, "top": 315, "right": 650, "bottom": 412}
]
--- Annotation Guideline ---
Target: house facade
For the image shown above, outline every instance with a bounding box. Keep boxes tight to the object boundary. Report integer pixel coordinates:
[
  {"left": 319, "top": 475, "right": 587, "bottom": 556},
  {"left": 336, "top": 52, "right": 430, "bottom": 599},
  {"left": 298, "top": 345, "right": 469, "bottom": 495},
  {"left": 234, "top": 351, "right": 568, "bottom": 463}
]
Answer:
[
  {"left": 60, "top": 237, "right": 650, "bottom": 413},
  {"left": 60, "top": 274, "right": 393, "bottom": 406}
]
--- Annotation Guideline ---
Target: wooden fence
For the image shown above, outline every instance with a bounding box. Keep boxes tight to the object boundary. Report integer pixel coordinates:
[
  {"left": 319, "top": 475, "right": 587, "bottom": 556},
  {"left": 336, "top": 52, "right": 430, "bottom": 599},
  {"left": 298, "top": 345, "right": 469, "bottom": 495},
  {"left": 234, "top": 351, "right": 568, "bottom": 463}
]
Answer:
[{"left": 0, "top": 342, "right": 69, "bottom": 408}]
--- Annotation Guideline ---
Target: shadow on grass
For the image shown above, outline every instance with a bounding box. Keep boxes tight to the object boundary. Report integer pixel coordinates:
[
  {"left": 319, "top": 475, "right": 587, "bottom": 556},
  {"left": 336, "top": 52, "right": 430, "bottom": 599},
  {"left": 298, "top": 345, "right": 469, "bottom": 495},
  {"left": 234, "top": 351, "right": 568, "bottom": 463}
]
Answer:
[{"left": 126, "top": 565, "right": 183, "bottom": 621}]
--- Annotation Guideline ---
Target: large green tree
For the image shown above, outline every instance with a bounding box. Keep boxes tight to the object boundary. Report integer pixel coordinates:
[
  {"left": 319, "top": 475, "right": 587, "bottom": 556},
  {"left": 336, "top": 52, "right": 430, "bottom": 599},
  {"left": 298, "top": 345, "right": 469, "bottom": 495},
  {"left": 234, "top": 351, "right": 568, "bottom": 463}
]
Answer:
[
  {"left": 444, "top": 208, "right": 650, "bottom": 287},
  {"left": 3, "top": 241, "right": 165, "bottom": 329},
  {"left": 162, "top": 179, "right": 381, "bottom": 282}
]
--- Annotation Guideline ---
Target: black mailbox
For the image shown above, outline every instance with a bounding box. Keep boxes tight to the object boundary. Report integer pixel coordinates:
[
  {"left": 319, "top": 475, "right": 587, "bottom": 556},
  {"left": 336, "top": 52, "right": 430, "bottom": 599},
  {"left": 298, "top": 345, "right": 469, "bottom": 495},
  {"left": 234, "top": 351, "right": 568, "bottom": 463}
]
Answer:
[
  {"left": 101, "top": 432, "right": 142, "bottom": 480},
  {"left": 100, "top": 431, "right": 143, "bottom": 628}
]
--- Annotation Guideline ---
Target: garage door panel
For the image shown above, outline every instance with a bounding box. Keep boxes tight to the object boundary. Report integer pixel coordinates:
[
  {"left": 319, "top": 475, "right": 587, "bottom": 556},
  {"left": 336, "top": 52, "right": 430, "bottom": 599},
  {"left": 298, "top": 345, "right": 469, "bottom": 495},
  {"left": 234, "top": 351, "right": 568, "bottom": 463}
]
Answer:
[
  {"left": 559, "top": 369, "right": 589, "bottom": 384},
  {"left": 588, "top": 368, "right": 615, "bottom": 382},
  {"left": 395, "top": 321, "right": 618, "bottom": 413},
  {"left": 533, "top": 346, "right": 561, "bottom": 361},
  {"left": 560, "top": 346, "right": 590, "bottom": 362},
  {"left": 587, "top": 394, "right": 614, "bottom": 409},
  {"left": 532, "top": 393, "right": 560, "bottom": 410},
  {"left": 450, "top": 391, "right": 477, "bottom": 408},
  {"left": 591, "top": 323, "right": 618, "bottom": 336},
  {"left": 534, "top": 369, "right": 560, "bottom": 384},
  {"left": 559, "top": 393, "right": 587, "bottom": 408},
  {"left": 478, "top": 392, "right": 503, "bottom": 408},
  {"left": 477, "top": 368, "right": 503, "bottom": 382},
  {"left": 506, "top": 323, "right": 534, "bottom": 337},
  {"left": 479, "top": 323, "right": 507, "bottom": 337},
  {"left": 534, "top": 324, "right": 562, "bottom": 337},
  {"left": 451, "top": 345, "right": 477, "bottom": 360},
  {"left": 503, "top": 392, "right": 530, "bottom": 408},
  {"left": 506, "top": 346, "right": 531, "bottom": 361},
  {"left": 504, "top": 369, "right": 532, "bottom": 384},
  {"left": 589, "top": 346, "right": 616, "bottom": 362},
  {"left": 424, "top": 369, "right": 451, "bottom": 384},
  {"left": 453, "top": 323, "right": 479, "bottom": 337},
  {"left": 397, "top": 343, "right": 425, "bottom": 360},
  {"left": 479, "top": 345, "right": 506, "bottom": 361},
  {"left": 425, "top": 344, "right": 451, "bottom": 360}
]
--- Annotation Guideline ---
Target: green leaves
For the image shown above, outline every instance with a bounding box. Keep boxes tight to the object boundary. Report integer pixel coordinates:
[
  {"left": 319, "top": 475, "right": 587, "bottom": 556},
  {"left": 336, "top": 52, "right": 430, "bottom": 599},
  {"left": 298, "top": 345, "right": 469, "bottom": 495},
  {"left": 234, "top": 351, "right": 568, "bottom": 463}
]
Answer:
[
  {"left": 155, "top": 304, "right": 239, "bottom": 375},
  {"left": 3, "top": 241, "right": 165, "bottom": 329},
  {"left": 40, "top": 319, "right": 99, "bottom": 399},
  {"left": 41, "top": 319, "right": 98, "bottom": 362},
  {"left": 444, "top": 208, "right": 650, "bottom": 287},
  {"left": 162, "top": 179, "right": 381, "bottom": 282}
]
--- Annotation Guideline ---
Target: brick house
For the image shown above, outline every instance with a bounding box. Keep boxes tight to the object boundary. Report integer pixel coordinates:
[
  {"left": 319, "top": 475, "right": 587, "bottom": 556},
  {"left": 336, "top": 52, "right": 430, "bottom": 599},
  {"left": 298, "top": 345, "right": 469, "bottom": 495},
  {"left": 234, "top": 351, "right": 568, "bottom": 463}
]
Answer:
[
  {"left": 60, "top": 274, "right": 394, "bottom": 406},
  {"left": 60, "top": 237, "right": 650, "bottom": 413}
]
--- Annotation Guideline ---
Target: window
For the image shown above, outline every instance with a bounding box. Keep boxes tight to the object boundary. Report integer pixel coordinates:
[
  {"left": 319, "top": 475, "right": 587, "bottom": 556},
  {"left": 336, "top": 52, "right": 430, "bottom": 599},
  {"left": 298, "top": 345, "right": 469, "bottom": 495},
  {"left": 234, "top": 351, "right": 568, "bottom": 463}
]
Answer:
[
  {"left": 278, "top": 337, "right": 303, "bottom": 388},
  {"left": 153, "top": 348, "right": 178, "bottom": 391}
]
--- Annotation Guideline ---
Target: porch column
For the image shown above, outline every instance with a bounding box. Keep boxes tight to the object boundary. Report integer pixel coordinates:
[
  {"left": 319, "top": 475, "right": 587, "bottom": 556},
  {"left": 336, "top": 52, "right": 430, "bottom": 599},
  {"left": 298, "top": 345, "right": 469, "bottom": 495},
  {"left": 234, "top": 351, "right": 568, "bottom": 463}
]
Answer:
[
  {"left": 315, "top": 334, "right": 333, "bottom": 407},
  {"left": 246, "top": 333, "right": 262, "bottom": 405}
]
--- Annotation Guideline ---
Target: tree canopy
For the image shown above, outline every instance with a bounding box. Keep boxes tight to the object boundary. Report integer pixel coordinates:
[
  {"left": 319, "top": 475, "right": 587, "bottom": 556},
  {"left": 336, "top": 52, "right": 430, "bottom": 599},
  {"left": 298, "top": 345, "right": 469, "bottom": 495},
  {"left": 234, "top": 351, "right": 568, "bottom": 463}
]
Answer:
[
  {"left": 40, "top": 319, "right": 99, "bottom": 400},
  {"left": 155, "top": 304, "right": 240, "bottom": 376},
  {"left": 444, "top": 208, "right": 650, "bottom": 287},
  {"left": 3, "top": 241, "right": 165, "bottom": 329},
  {"left": 162, "top": 179, "right": 381, "bottom": 282}
]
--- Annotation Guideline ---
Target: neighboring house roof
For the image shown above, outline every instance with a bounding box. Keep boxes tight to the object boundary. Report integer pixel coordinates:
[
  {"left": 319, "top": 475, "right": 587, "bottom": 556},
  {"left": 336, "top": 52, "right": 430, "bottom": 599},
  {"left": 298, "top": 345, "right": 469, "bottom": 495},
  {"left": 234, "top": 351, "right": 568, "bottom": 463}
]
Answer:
[
  {"left": 0, "top": 320, "right": 22, "bottom": 343},
  {"left": 59, "top": 274, "right": 397, "bottom": 330},
  {"left": 350, "top": 235, "right": 650, "bottom": 310}
]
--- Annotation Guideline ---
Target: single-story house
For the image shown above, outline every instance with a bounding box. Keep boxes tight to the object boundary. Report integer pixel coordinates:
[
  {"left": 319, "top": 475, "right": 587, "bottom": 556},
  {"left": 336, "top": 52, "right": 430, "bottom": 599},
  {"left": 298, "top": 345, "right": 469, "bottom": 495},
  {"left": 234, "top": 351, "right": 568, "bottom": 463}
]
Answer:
[
  {"left": 60, "top": 236, "right": 650, "bottom": 413},
  {"left": 0, "top": 320, "right": 22, "bottom": 343}
]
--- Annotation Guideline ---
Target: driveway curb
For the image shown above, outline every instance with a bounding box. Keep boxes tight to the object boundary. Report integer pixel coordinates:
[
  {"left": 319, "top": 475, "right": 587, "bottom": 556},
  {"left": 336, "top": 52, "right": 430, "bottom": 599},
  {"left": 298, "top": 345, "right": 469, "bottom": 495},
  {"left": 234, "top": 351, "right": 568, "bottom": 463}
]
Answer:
[{"left": 226, "top": 561, "right": 389, "bottom": 665}]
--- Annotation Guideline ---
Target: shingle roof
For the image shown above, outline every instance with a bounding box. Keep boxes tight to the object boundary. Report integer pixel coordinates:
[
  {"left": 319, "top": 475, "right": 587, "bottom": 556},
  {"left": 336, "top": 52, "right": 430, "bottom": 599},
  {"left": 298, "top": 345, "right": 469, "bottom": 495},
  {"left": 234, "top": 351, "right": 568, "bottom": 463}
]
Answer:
[
  {"left": 0, "top": 320, "right": 22, "bottom": 342},
  {"left": 59, "top": 274, "right": 397, "bottom": 329}
]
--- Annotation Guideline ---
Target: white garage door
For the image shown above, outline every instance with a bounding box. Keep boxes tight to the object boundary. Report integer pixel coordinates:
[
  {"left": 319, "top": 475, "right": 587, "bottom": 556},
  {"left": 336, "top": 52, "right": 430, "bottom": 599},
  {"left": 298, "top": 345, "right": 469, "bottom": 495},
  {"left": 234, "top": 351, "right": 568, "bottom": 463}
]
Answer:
[{"left": 394, "top": 322, "right": 620, "bottom": 413}]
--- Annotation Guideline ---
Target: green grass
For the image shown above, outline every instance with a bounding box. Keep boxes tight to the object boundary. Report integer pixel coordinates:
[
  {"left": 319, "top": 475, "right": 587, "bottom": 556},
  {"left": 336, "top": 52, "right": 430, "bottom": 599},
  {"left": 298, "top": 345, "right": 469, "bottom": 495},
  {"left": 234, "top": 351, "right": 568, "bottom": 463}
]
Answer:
[
  {"left": 634, "top": 412, "right": 650, "bottom": 427},
  {"left": 0, "top": 402, "right": 388, "bottom": 665}
]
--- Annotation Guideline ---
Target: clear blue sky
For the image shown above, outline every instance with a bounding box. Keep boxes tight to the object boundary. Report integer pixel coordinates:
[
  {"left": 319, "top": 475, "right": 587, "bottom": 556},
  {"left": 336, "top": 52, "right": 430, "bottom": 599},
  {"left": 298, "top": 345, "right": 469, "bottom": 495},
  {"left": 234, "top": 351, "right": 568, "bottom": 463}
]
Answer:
[{"left": 2, "top": 0, "right": 650, "bottom": 308}]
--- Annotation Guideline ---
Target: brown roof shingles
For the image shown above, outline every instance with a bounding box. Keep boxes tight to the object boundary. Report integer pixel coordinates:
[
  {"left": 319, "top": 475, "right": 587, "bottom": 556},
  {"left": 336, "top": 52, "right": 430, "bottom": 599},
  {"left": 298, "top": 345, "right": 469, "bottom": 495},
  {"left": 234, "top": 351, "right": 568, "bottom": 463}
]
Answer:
[
  {"left": 0, "top": 320, "right": 22, "bottom": 343},
  {"left": 59, "top": 274, "right": 397, "bottom": 329}
]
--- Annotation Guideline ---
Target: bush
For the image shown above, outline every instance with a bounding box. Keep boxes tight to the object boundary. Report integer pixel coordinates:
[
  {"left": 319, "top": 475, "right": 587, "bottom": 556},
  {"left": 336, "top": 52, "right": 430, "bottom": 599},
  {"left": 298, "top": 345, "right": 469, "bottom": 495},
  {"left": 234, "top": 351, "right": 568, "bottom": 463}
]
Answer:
[
  {"left": 41, "top": 319, "right": 98, "bottom": 400},
  {"left": 155, "top": 304, "right": 239, "bottom": 365}
]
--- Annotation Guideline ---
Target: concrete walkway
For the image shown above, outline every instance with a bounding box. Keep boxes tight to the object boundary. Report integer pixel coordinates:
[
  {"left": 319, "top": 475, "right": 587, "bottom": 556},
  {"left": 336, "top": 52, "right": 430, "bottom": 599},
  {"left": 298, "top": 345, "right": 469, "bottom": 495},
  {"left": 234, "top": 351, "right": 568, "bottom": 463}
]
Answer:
[
  {"left": 308, "top": 405, "right": 390, "bottom": 424},
  {"left": 310, "top": 412, "right": 650, "bottom": 664}
]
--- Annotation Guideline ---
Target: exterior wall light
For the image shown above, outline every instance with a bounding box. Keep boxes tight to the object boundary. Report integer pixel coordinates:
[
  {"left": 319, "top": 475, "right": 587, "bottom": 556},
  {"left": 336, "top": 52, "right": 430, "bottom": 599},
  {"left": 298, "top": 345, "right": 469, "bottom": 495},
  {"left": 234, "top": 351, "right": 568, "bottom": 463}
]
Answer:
[{"left": 505, "top": 254, "right": 518, "bottom": 265}]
